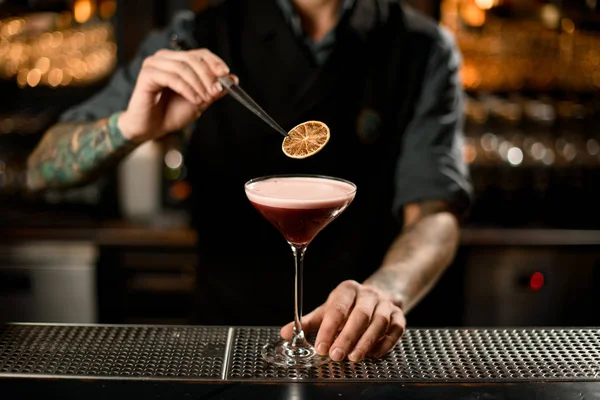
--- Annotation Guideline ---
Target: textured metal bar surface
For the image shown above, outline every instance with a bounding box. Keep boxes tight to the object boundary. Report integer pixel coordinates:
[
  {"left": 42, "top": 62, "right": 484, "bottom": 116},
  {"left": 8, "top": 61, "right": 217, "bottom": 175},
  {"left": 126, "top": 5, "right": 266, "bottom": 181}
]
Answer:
[{"left": 2, "top": 324, "right": 600, "bottom": 382}]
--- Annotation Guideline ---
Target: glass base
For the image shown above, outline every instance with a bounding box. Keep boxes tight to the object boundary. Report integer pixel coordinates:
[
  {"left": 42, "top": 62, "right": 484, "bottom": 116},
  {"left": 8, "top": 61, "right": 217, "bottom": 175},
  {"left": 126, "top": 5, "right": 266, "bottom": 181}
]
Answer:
[{"left": 261, "top": 339, "right": 329, "bottom": 368}]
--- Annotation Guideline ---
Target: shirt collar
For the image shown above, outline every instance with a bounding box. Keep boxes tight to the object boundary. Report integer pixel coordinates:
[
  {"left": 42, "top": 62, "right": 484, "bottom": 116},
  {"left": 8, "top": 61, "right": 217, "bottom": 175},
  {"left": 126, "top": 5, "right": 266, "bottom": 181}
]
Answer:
[{"left": 275, "top": 0, "right": 356, "bottom": 42}]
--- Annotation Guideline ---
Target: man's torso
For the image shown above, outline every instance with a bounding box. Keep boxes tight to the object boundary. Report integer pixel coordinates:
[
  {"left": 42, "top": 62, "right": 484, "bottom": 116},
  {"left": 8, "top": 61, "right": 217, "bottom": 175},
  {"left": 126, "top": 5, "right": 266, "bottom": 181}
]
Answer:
[{"left": 184, "top": 0, "right": 439, "bottom": 325}]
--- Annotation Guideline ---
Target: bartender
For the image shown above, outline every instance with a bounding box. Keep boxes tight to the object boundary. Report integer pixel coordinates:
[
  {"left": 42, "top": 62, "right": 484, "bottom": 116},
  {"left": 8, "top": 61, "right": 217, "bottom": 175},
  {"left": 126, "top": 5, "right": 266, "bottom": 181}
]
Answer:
[{"left": 25, "top": 0, "right": 472, "bottom": 363}]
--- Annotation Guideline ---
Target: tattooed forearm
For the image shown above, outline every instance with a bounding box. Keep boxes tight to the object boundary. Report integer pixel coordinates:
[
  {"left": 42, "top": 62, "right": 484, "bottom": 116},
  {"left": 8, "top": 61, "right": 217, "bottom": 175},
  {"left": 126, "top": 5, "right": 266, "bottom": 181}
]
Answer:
[
  {"left": 27, "top": 113, "right": 137, "bottom": 191},
  {"left": 364, "top": 201, "right": 460, "bottom": 312}
]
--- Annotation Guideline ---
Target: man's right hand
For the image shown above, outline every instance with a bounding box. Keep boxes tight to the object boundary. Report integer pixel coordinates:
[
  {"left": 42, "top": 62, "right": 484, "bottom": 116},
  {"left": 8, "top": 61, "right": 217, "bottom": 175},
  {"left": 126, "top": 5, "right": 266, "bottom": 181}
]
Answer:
[{"left": 118, "top": 48, "right": 236, "bottom": 143}]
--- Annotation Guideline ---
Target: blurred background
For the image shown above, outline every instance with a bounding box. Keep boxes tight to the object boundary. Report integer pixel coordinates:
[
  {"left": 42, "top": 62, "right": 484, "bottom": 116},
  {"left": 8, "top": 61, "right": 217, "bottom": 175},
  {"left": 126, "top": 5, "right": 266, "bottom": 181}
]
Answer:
[{"left": 0, "top": 0, "right": 599, "bottom": 328}]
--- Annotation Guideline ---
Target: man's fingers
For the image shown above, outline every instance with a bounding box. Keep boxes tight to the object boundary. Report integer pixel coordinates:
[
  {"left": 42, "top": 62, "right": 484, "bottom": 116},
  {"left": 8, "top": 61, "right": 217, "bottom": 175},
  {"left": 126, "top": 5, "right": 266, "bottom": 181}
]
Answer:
[
  {"left": 368, "top": 310, "right": 406, "bottom": 358},
  {"left": 174, "top": 49, "right": 229, "bottom": 97},
  {"left": 328, "top": 289, "right": 378, "bottom": 362},
  {"left": 279, "top": 280, "right": 406, "bottom": 363},
  {"left": 347, "top": 303, "right": 391, "bottom": 362},
  {"left": 154, "top": 48, "right": 229, "bottom": 76},
  {"left": 153, "top": 51, "right": 218, "bottom": 100},
  {"left": 314, "top": 280, "right": 359, "bottom": 356},
  {"left": 280, "top": 306, "right": 325, "bottom": 340},
  {"left": 154, "top": 48, "right": 232, "bottom": 99},
  {"left": 279, "top": 321, "right": 295, "bottom": 341},
  {"left": 189, "top": 56, "right": 221, "bottom": 98},
  {"left": 140, "top": 67, "right": 200, "bottom": 105},
  {"left": 144, "top": 56, "right": 208, "bottom": 101},
  {"left": 196, "top": 48, "right": 230, "bottom": 76}
]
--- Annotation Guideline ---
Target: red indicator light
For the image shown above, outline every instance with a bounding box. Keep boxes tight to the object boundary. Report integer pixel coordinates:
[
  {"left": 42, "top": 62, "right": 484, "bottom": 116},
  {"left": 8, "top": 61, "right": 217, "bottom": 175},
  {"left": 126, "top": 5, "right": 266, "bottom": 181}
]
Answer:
[{"left": 529, "top": 272, "right": 544, "bottom": 291}]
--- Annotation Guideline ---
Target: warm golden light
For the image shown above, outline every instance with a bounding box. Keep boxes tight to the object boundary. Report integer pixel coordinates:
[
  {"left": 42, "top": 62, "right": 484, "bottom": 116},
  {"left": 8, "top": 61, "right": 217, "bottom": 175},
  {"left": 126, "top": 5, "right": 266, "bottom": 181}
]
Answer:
[
  {"left": 474, "top": 0, "right": 495, "bottom": 10},
  {"left": 99, "top": 0, "right": 117, "bottom": 20},
  {"left": 540, "top": 4, "right": 560, "bottom": 29},
  {"left": 50, "top": 31, "right": 64, "bottom": 48},
  {"left": 26, "top": 68, "right": 42, "bottom": 87},
  {"left": 8, "top": 43, "right": 23, "bottom": 60},
  {"left": 440, "top": 0, "right": 600, "bottom": 92},
  {"left": 74, "top": 0, "right": 94, "bottom": 24},
  {"left": 0, "top": 16, "right": 119, "bottom": 88},
  {"left": 35, "top": 57, "right": 51, "bottom": 74},
  {"left": 61, "top": 68, "right": 73, "bottom": 86},
  {"left": 460, "top": 64, "right": 481, "bottom": 89},
  {"left": 16, "top": 68, "right": 28, "bottom": 87},
  {"left": 4, "top": 60, "right": 17, "bottom": 76},
  {"left": 561, "top": 18, "right": 575, "bottom": 34},
  {"left": 72, "top": 60, "right": 88, "bottom": 79},
  {"left": 7, "top": 20, "right": 22, "bottom": 36},
  {"left": 48, "top": 68, "right": 63, "bottom": 87},
  {"left": 464, "top": 142, "right": 477, "bottom": 164},
  {"left": 38, "top": 32, "right": 52, "bottom": 49},
  {"left": 461, "top": 3, "right": 486, "bottom": 27},
  {"left": 73, "top": 32, "right": 86, "bottom": 48}
]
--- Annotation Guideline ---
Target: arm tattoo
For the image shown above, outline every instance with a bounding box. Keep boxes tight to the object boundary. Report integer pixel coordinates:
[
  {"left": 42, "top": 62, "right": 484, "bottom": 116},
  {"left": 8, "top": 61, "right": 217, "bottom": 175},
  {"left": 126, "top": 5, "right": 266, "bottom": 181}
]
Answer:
[
  {"left": 364, "top": 201, "right": 460, "bottom": 312},
  {"left": 27, "top": 113, "right": 137, "bottom": 191}
]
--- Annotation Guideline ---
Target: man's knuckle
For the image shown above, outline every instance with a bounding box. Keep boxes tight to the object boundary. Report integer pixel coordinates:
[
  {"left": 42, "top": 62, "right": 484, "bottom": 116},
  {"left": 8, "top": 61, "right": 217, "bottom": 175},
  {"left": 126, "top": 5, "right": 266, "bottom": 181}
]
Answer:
[
  {"left": 142, "top": 56, "right": 154, "bottom": 67},
  {"left": 174, "top": 79, "right": 187, "bottom": 91},
  {"left": 354, "top": 344, "right": 369, "bottom": 355},
  {"left": 201, "top": 65, "right": 217, "bottom": 77},
  {"left": 319, "top": 325, "right": 337, "bottom": 338},
  {"left": 390, "top": 319, "right": 405, "bottom": 332},
  {"left": 335, "top": 334, "right": 354, "bottom": 348},
  {"left": 375, "top": 313, "right": 390, "bottom": 326},
  {"left": 398, "top": 326, "right": 406, "bottom": 337},
  {"left": 333, "top": 302, "right": 351, "bottom": 317},
  {"left": 341, "top": 279, "right": 359, "bottom": 288},
  {"left": 356, "top": 338, "right": 375, "bottom": 353},
  {"left": 379, "top": 345, "right": 394, "bottom": 357},
  {"left": 387, "top": 336, "right": 401, "bottom": 349},
  {"left": 169, "top": 60, "right": 186, "bottom": 71},
  {"left": 354, "top": 306, "right": 372, "bottom": 320}
]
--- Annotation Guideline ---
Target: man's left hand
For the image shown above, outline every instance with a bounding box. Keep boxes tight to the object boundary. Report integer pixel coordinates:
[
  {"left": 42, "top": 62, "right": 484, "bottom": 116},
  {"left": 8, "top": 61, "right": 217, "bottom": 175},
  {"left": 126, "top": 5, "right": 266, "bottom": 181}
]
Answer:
[{"left": 280, "top": 280, "right": 406, "bottom": 362}]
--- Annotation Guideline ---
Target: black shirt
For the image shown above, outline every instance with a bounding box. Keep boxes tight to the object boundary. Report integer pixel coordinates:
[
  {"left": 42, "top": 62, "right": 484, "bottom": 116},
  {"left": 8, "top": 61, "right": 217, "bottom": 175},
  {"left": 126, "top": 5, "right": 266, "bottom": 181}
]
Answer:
[{"left": 60, "top": 0, "right": 472, "bottom": 326}]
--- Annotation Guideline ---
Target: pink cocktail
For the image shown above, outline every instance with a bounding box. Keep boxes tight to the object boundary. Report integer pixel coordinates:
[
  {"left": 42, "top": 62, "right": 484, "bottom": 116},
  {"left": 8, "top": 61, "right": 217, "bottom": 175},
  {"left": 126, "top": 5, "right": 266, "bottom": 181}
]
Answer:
[
  {"left": 245, "top": 175, "right": 357, "bottom": 368},
  {"left": 246, "top": 176, "right": 355, "bottom": 246}
]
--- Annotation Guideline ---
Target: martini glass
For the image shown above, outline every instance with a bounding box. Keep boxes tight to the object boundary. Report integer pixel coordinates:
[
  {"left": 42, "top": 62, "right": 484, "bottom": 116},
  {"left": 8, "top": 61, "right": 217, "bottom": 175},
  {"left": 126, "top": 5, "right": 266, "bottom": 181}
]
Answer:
[{"left": 244, "top": 174, "right": 357, "bottom": 368}]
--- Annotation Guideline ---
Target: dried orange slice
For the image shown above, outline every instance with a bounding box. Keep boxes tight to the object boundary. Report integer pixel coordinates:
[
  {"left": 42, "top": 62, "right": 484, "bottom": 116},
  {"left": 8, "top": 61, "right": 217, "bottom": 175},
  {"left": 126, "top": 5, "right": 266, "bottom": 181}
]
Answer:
[{"left": 282, "top": 121, "right": 330, "bottom": 159}]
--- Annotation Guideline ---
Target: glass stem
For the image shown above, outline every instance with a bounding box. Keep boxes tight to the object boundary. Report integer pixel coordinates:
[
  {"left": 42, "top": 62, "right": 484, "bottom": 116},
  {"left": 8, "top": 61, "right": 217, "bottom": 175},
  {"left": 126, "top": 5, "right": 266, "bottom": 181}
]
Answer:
[{"left": 290, "top": 245, "right": 306, "bottom": 347}]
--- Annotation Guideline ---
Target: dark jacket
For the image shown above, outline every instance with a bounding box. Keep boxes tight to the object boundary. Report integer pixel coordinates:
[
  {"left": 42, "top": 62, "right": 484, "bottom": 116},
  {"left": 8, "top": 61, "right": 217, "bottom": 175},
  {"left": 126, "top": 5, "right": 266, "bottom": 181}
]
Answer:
[{"left": 61, "top": 0, "right": 472, "bottom": 326}]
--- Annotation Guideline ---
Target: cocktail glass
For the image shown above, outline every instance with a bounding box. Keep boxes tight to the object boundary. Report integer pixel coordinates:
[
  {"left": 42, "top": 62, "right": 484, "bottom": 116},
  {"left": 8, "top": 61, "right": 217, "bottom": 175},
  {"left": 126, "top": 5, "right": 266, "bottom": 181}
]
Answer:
[{"left": 244, "top": 174, "right": 357, "bottom": 368}]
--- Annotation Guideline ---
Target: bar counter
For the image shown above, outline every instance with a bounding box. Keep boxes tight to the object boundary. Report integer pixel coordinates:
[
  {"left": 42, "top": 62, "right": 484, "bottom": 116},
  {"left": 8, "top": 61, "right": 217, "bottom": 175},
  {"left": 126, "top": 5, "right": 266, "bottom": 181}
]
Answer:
[{"left": 2, "top": 323, "right": 600, "bottom": 399}]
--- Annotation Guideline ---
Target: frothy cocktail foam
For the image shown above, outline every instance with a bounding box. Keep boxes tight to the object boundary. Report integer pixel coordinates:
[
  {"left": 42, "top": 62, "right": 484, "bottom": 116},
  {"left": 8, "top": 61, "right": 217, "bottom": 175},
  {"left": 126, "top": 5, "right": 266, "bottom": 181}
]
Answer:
[{"left": 245, "top": 177, "right": 356, "bottom": 209}]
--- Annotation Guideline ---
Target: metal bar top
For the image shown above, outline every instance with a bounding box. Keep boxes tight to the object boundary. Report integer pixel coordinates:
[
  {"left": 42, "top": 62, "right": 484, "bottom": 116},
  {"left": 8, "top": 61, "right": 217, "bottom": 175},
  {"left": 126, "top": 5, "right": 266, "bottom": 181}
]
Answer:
[{"left": 1, "top": 324, "right": 600, "bottom": 383}]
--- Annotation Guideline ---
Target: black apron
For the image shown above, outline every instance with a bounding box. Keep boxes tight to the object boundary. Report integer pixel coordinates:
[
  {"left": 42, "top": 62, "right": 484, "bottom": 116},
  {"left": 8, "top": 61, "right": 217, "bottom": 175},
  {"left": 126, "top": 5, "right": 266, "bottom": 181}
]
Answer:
[{"left": 184, "top": 0, "right": 434, "bottom": 325}]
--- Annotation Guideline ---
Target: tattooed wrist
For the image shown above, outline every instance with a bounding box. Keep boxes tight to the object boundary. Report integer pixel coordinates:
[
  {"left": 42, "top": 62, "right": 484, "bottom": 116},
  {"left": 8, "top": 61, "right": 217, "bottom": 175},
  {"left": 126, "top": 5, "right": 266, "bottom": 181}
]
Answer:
[
  {"left": 364, "top": 204, "right": 460, "bottom": 313},
  {"left": 107, "top": 112, "right": 132, "bottom": 148},
  {"left": 364, "top": 272, "right": 407, "bottom": 310},
  {"left": 27, "top": 112, "right": 137, "bottom": 191}
]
